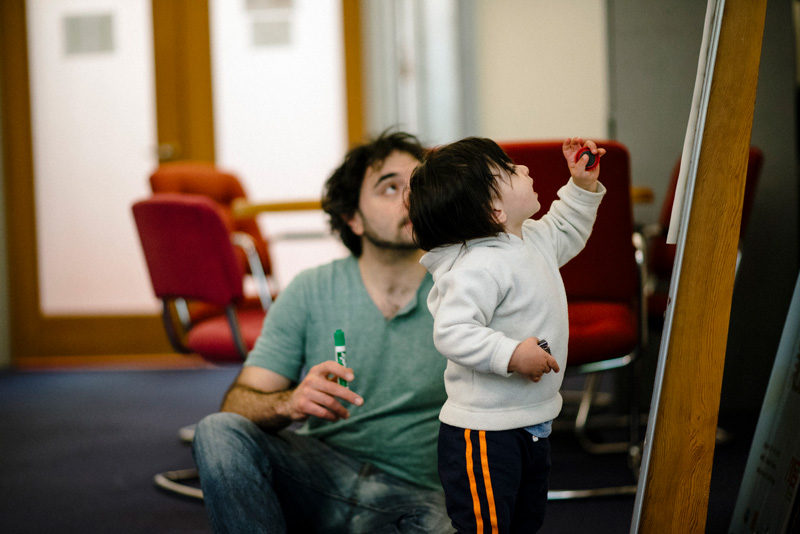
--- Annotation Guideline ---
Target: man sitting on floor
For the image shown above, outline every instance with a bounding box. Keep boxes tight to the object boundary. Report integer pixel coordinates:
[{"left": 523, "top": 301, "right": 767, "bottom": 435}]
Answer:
[{"left": 192, "top": 131, "right": 450, "bottom": 534}]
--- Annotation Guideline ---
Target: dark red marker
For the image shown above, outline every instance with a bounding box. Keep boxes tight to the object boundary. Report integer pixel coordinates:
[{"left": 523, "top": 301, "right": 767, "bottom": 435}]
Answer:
[{"left": 575, "top": 147, "right": 600, "bottom": 171}]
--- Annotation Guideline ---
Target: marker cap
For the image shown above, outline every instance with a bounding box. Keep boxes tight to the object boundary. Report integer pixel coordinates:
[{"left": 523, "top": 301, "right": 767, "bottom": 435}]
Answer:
[
  {"left": 575, "top": 146, "right": 599, "bottom": 171},
  {"left": 334, "top": 329, "right": 345, "bottom": 346}
]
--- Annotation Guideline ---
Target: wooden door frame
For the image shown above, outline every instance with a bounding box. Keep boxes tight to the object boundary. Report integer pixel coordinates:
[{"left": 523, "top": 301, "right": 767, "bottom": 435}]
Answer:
[{"left": 0, "top": 0, "right": 364, "bottom": 364}]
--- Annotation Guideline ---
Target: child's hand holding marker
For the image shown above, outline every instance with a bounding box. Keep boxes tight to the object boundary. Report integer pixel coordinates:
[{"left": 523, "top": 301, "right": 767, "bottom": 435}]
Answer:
[{"left": 563, "top": 137, "right": 605, "bottom": 192}]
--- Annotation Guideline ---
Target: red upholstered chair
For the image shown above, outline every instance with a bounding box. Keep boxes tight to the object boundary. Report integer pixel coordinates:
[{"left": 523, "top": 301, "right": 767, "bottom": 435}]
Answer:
[
  {"left": 149, "top": 161, "right": 272, "bottom": 276},
  {"left": 133, "top": 193, "right": 268, "bottom": 362},
  {"left": 500, "top": 140, "right": 645, "bottom": 499},
  {"left": 133, "top": 193, "right": 270, "bottom": 499},
  {"left": 149, "top": 162, "right": 275, "bottom": 325},
  {"left": 645, "top": 147, "right": 763, "bottom": 321}
]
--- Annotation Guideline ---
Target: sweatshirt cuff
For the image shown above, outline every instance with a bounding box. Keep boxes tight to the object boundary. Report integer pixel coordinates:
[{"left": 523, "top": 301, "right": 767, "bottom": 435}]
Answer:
[
  {"left": 491, "top": 337, "right": 520, "bottom": 377},
  {"left": 566, "top": 177, "right": 607, "bottom": 200}
]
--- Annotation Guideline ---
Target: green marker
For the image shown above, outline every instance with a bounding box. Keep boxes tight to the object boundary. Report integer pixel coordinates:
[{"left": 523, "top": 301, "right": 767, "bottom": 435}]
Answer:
[{"left": 334, "top": 329, "right": 348, "bottom": 388}]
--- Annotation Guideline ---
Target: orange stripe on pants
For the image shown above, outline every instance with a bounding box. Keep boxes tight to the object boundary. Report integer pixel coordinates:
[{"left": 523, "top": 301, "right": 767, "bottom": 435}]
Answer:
[
  {"left": 479, "top": 431, "right": 499, "bottom": 534},
  {"left": 464, "top": 429, "right": 484, "bottom": 533},
  {"left": 464, "top": 429, "right": 499, "bottom": 534}
]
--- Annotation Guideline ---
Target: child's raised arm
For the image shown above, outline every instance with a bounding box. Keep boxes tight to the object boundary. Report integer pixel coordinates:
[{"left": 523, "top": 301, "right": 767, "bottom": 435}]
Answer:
[{"left": 562, "top": 137, "right": 605, "bottom": 192}]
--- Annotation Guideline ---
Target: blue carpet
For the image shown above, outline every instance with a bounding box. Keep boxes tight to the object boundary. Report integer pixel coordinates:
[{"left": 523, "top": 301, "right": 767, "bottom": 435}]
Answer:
[{"left": 0, "top": 366, "right": 755, "bottom": 533}]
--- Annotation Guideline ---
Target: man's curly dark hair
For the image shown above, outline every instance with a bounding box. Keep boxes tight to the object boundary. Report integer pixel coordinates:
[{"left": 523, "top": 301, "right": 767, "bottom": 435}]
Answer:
[{"left": 322, "top": 130, "right": 426, "bottom": 256}]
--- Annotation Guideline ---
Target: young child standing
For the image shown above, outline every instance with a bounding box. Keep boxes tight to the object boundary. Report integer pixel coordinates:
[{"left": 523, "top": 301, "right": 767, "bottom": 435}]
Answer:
[{"left": 407, "top": 137, "right": 606, "bottom": 533}]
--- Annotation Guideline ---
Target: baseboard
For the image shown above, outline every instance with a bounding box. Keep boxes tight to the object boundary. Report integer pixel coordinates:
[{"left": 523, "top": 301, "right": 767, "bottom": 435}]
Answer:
[{"left": 12, "top": 353, "right": 213, "bottom": 371}]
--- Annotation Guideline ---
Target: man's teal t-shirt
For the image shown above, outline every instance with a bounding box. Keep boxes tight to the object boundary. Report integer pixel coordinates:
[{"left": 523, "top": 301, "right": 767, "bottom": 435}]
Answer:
[{"left": 244, "top": 255, "right": 447, "bottom": 491}]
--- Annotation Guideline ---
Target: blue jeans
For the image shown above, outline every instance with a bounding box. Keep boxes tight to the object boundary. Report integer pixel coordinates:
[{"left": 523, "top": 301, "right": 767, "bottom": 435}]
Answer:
[{"left": 192, "top": 412, "right": 451, "bottom": 534}]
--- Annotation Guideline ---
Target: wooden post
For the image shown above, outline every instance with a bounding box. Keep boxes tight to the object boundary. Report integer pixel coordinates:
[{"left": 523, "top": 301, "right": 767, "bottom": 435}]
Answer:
[{"left": 636, "top": 0, "right": 767, "bottom": 531}]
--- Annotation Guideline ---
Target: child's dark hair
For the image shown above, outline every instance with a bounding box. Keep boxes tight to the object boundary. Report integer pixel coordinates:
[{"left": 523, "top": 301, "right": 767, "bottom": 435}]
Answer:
[
  {"left": 408, "top": 137, "right": 516, "bottom": 251},
  {"left": 322, "top": 129, "right": 426, "bottom": 256}
]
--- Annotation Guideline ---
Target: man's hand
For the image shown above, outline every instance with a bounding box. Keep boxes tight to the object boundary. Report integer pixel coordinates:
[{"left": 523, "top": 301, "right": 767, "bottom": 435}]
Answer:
[
  {"left": 563, "top": 137, "right": 605, "bottom": 192},
  {"left": 222, "top": 363, "right": 364, "bottom": 431},
  {"left": 286, "top": 361, "right": 364, "bottom": 422},
  {"left": 507, "top": 337, "right": 560, "bottom": 382}
]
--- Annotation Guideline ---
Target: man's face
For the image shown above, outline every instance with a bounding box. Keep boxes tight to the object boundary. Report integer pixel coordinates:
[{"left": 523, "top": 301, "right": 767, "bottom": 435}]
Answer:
[{"left": 347, "top": 150, "right": 420, "bottom": 251}]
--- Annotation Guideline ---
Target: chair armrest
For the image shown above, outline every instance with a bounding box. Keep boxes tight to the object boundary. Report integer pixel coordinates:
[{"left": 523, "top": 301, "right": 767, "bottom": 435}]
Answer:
[
  {"left": 232, "top": 232, "right": 273, "bottom": 311},
  {"left": 632, "top": 230, "right": 649, "bottom": 346},
  {"left": 232, "top": 198, "right": 333, "bottom": 241},
  {"left": 630, "top": 186, "right": 654, "bottom": 204},
  {"left": 232, "top": 198, "right": 322, "bottom": 219},
  {"left": 640, "top": 222, "right": 664, "bottom": 240}
]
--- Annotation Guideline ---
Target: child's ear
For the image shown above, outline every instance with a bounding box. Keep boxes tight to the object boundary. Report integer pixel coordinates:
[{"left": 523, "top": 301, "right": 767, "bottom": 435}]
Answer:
[{"left": 491, "top": 205, "right": 507, "bottom": 225}]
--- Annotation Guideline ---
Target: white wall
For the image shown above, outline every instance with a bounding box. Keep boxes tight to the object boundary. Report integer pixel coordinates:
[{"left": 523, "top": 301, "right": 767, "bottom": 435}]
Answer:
[
  {"left": 361, "top": 0, "right": 608, "bottom": 146},
  {"left": 476, "top": 0, "right": 609, "bottom": 142}
]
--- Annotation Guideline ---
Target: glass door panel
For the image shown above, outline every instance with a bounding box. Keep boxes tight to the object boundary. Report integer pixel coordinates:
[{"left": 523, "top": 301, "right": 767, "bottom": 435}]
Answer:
[{"left": 27, "top": 0, "right": 158, "bottom": 314}]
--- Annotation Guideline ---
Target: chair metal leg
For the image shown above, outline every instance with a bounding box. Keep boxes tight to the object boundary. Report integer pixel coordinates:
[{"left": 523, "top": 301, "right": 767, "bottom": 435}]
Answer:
[
  {"left": 154, "top": 468, "right": 204, "bottom": 500},
  {"left": 548, "top": 364, "right": 643, "bottom": 500},
  {"left": 179, "top": 423, "right": 196, "bottom": 443},
  {"left": 574, "top": 373, "right": 631, "bottom": 455},
  {"left": 161, "top": 300, "right": 193, "bottom": 355},
  {"left": 155, "top": 423, "right": 202, "bottom": 499},
  {"left": 548, "top": 484, "right": 638, "bottom": 500},
  {"left": 627, "top": 360, "right": 643, "bottom": 477},
  {"left": 224, "top": 305, "right": 249, "bottom": 360}
]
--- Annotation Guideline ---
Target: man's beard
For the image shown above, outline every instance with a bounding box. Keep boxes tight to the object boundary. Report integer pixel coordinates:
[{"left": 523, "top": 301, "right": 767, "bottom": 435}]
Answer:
[
  {"left": 360, "top": 214, "right": 419, "bottom": 252},
  {"left": 362, "top": 228, "right": 419, "bottom": 251}
]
